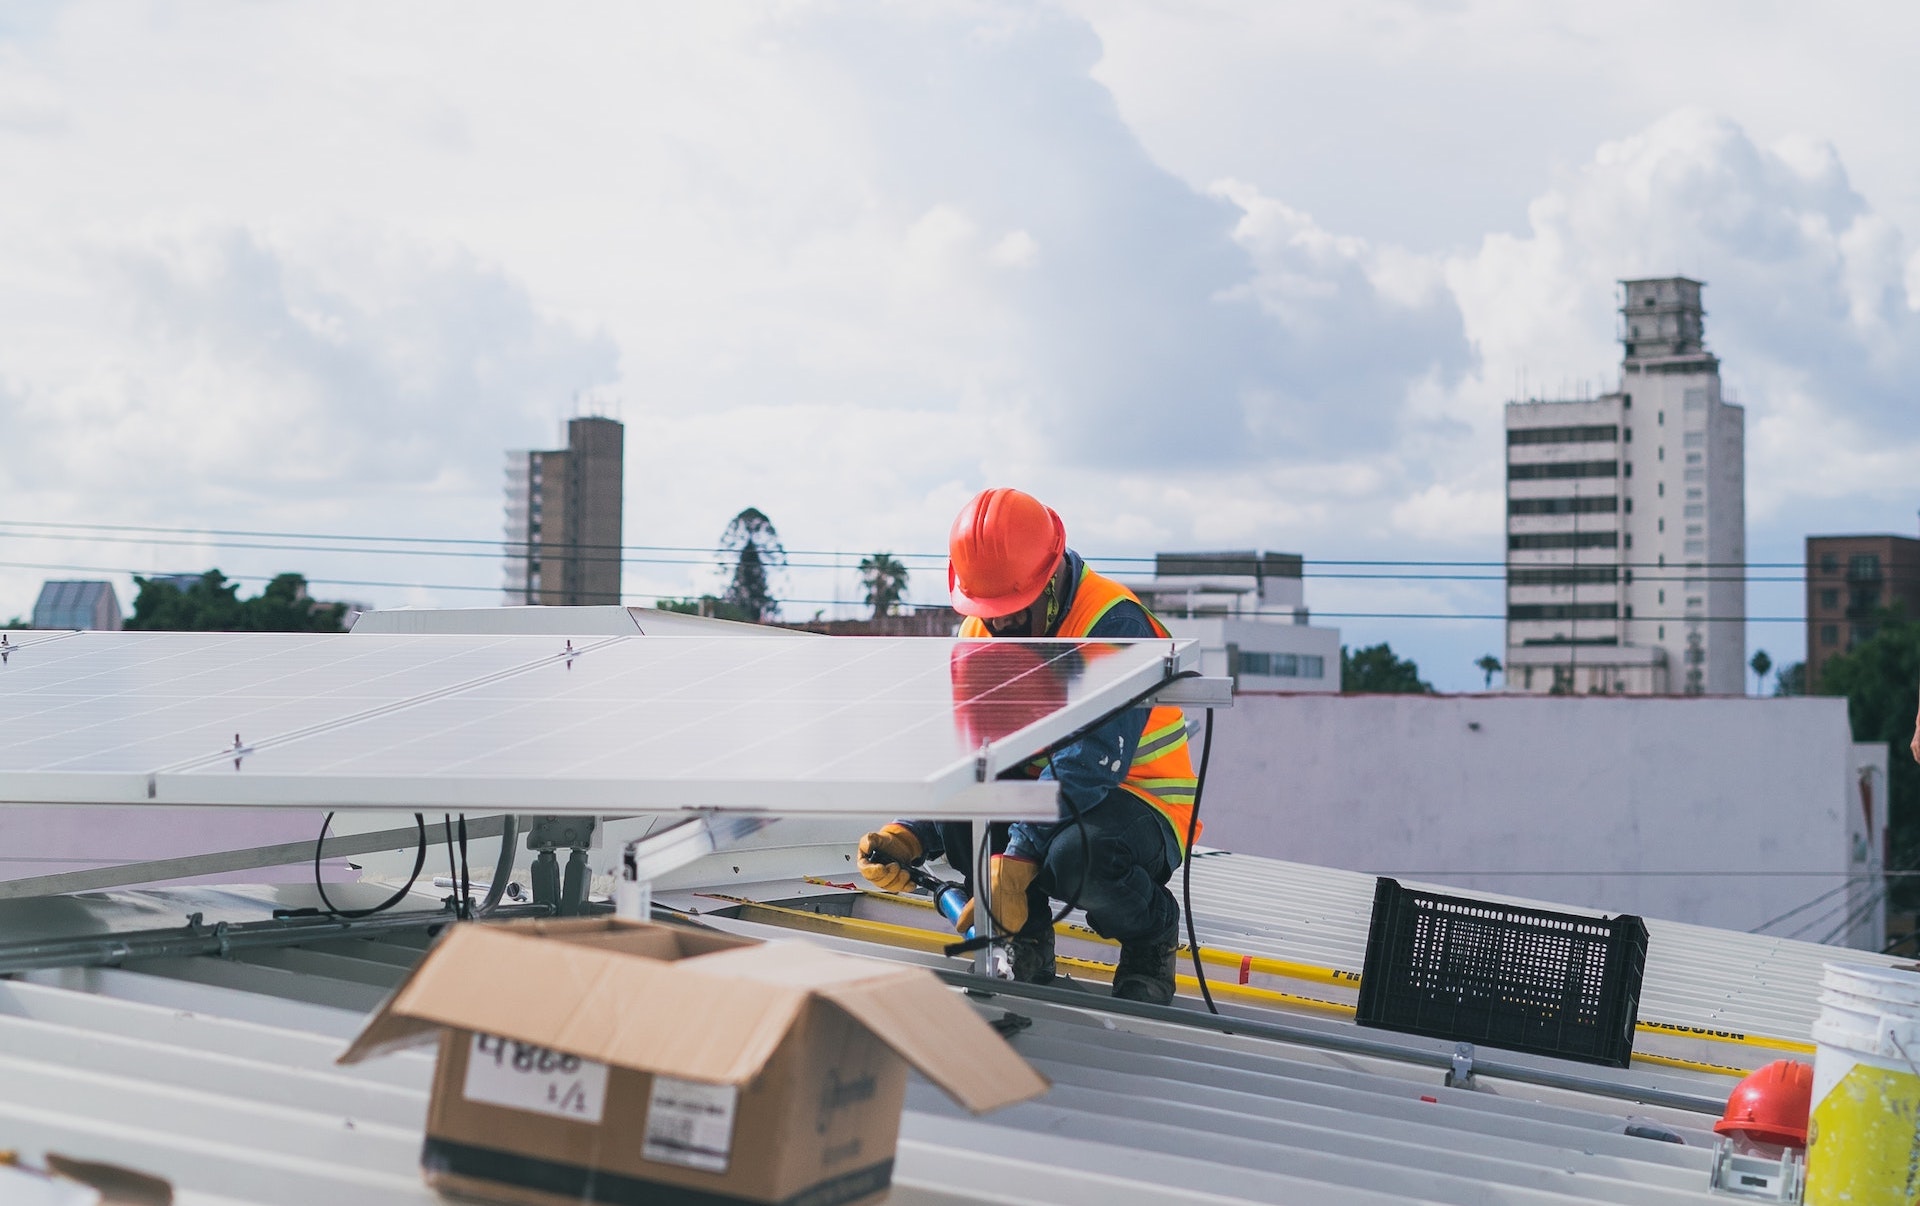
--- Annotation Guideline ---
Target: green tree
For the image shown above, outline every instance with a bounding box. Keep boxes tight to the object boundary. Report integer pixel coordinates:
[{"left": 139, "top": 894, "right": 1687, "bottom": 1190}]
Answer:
[
  {"left": 1750, "top": 649, "right": 1773, "bottom": 696},
  {"left": 127, "top": 570, "right": 346, "bottom": 632},
  {"left": 859, "top": 552, "right": 910, "bottom": 619},
  {"left": 2, "top": 616, "right": 27, "bottom": 630},
  {"left": 1817, "top": 607, "right": 1920, "bottom": 908},
  {"left": 1774, "top": 661, "right": 1807, "bottom": 697},
  {"left": 718, "top": 508, "right": 786, "bottom": 623},
  {"left": 1341, "top": 642, "right": 1434, "bottom": 693},
  {"left": 1474, "top": 654, "right": 1502, "bottom": 690}
]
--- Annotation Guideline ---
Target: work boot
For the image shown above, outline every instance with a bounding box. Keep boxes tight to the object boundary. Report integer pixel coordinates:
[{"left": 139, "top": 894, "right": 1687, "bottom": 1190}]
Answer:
[
  {"left": 1007, "top": 922, "right": 1055, "bottom": 985},
  {"left": 1111, "top": 918, "right": 1178, "bottom": 1005}
]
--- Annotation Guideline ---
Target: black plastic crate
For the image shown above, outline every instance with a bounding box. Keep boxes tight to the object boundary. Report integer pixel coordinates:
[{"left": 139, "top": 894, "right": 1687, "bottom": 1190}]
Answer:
[{"left": 1354, "top": 878, "right": 1648, "bottom": 1068}]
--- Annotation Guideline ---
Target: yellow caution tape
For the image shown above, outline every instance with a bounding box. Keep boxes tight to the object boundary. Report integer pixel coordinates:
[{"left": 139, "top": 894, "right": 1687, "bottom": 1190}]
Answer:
[{"left": 792, "top": 880, "right": 1811, "bottom": 1056}]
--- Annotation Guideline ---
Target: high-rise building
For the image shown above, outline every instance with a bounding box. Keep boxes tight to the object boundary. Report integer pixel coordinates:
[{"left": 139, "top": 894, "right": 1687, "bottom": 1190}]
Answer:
[
  {"left": 1504, "top": 278, "right": 1746, "bottom": 695},
  {"left": 1805, "top": 532, "right": 1920, "bottom": 691},
  {"left": 503, "top": 417, "right": 625, "bottom": 606}
]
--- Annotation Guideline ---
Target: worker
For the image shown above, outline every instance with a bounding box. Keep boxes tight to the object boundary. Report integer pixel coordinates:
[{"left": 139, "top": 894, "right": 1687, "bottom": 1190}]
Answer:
[{"left": 857, "top": 487, "right": 1199, "bottom": 1005}]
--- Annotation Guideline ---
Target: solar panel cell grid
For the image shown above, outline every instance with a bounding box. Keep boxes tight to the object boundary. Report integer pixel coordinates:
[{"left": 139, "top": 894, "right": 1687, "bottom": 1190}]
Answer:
[{"left": 0, "top": 632, "right": 1192, "bottom": 818}]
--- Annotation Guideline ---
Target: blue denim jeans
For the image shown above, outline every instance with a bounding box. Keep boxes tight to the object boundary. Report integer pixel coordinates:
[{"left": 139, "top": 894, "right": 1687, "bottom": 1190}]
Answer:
[{"left": 938, "top": 787, "right": 1179, "bottom": 944}]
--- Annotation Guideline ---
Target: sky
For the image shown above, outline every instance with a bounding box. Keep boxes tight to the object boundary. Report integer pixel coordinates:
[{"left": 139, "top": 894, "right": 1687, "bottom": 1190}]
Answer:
[{"left": 1, "top": 0, "right": 1916, "bottom": 691}]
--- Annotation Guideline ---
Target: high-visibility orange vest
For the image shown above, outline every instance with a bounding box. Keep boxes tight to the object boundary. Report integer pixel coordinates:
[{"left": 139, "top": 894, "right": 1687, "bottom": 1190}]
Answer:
[{"left": 960, "top": 565, "right": 1201, "bottom": 850}]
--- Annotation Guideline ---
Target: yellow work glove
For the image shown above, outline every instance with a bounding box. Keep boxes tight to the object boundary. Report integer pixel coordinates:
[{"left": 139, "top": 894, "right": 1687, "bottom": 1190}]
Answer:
[
  {"left": 856, "top": 824, "right": 923, "bottom": 893},
  {"left": 956, "top": 854, "right": 1040, "bottom": 935}
]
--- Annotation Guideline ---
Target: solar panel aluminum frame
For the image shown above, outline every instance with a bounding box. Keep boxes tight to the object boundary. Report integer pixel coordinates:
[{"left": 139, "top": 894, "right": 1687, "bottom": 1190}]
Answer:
[{"left": 0, "top": 633, "right": 1198, "bottom": 823}]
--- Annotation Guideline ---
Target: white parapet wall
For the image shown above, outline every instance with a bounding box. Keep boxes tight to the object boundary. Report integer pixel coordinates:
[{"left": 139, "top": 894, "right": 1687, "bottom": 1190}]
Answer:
[{"left": 1200, "top": 693, "right": 1890, "bottom": 947}]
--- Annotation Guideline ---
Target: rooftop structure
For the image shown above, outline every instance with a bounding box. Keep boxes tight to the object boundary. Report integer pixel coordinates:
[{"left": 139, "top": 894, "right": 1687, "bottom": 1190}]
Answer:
[
  {"left": 0, "top": 838, "right": 1885, "bottom": 1205},
  {"left": 503, "top": 416, "right": 625, "bottom": 606},
  {"left": 0, "top": 613, "right": 1884, "bottom": 1204},
  {"left": 29, "top": 580, "right": 121, "bottom": 631},
  {"left": 1505, "top": 278, "right": 1745, "bottom": 695},
  {"left": 1805, "top": 531, "right": 1920, "bottom": 691},
  {"left": 1123, "top": 550, "right": 1340, "bottom": 693}
]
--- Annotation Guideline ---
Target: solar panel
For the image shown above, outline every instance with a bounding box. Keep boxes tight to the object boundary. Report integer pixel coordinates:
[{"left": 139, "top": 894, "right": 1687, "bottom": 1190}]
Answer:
[{"left": 0, "top": 632, "right": 1194, "bottom": 819}]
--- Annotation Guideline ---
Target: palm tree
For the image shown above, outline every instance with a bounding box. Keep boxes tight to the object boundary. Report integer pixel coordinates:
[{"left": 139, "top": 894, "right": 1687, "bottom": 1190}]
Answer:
[
  {"left": 859, "top": 552, "right": 909, "bottom": 619},
  {"left": 1750, "top": 649, "right": 1772, "bottom": 697},
  {"left": 1474, "top": 654, "right": 1503, "bottom": 690}
]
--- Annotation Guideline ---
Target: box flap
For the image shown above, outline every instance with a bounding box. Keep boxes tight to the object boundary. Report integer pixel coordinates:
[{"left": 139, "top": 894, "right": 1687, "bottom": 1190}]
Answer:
[
  {"left": 341, "top": 923, "right": 808, "bottom": 1082},
  {"left": 816, "top": 973, "right": 1049, "bottom": 1114}
]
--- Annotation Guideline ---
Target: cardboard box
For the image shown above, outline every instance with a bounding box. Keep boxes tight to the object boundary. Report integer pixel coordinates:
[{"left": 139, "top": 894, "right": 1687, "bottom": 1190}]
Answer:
[{"left": 340, "top": 918, "right": 1048, "bottom": 1206}]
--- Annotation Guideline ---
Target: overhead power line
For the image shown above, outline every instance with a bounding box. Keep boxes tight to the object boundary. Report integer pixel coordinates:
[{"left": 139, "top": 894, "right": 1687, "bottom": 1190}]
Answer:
[{"left": 0, "top": 519, "right": 1853, "bottom": 578}]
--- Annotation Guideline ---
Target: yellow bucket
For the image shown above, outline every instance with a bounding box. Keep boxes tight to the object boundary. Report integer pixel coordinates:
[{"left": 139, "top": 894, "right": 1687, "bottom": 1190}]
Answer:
[{"left": 1806, "top": 962, "right": 1920, "bottom": 1203}]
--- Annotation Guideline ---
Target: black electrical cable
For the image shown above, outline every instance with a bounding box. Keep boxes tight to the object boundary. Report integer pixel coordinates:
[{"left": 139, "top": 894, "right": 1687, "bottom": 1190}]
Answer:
[
  {"left": 457, "top": 814, "right": 471, "bottom": 921},
  {"left": 1184, "top": 708, "right": 1218, "bottom": 1014},
  {"left": 283, "top": 811, "right": 429, "bottom": 920}
]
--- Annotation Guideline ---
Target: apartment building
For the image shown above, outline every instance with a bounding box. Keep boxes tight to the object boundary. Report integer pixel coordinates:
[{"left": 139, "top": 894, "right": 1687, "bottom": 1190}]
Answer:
[
  {"left": 1505, "top": 278, "right": 1745, "bottom": 694},
  {"left": 502, "top": 417, "right": 625, "bottom": 606},
  {"left": 1806, "top": 532, "right": 1920, "bottom": 690}
]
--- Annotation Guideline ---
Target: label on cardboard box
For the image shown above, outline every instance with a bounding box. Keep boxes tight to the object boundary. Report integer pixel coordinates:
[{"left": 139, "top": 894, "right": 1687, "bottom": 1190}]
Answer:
[
  {"left": 463, "top": 1033, "right": 609, "bottom": 1124},
  {"left": 643, "top": 1076, "right": 739, "bottom": 1173}
]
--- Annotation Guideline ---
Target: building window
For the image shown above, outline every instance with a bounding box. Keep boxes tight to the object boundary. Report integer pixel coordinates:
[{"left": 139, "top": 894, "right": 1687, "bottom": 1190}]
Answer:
[
  {"left": 1507, "top": 461, "right": 1619, "bottom": 480},
  {"left": 1507, "top": 495, "right": 1618, "bottom": 515},
  {"left": 1658, "top": 625, "right": 1665, "bottom": 639},
  {"left": 1684, "top": 504, "right": 1704, "bottom": 518},
  {"left": 1850, "top": 554, "right": 1882, "bottom": 579},
  {"left": 1624, "top": 497, "right": 1633, "bottom": 513},
  {"left": 1658, "top": 447, "right": 1665, "bottom": 461},
  {"left": 1820, "top": 553, "right": 1839, "bottom": 574},
  {"left": 1658, "top": 590, "right": 1665, "bottom": 604},
  {"left": 1819, "top": 589, "right": 1839, "bottom": 609},
  {"left": 1507, "top": 425, "right": 1619, "bottom": 445},
  {"left": 1657, "top": 482, "right": 1664, "bottom": 497},
  {"left": 1509, "top": 532, "right": 1620, "bottom": 551},
  {"left": 1658, "top": 411, "right": 1664, "bottom": 425},
  {"left": 1686, "top": 452, "right": 1703, "bottom": 465},
  {"left": 1657, "top": 518, "right": 1664, "bottom": 533},
  {"left": 1686, "top": 524, "right": 1703, "bottom": 537},
  {"left": 1684, "top": 541, "right": 1705, "bottom": 555},
  {"left": 1508, "top": 603, "right": 1619, "bottom": 621},
  {"left": 1684, "top": 432, "right": 1705, "bottom": 447},
  {"left": 1821, "top": 624, "right": 1839, "bottom": 646},
  {"left": 1236, "top": 651, "right": 1325, "bottom": 679}
]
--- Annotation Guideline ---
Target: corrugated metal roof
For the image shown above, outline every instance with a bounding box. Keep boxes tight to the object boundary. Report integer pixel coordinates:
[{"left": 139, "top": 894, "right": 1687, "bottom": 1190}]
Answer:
[{"left": 0, "top": 844, "right": 1879, "bottom": 1204}]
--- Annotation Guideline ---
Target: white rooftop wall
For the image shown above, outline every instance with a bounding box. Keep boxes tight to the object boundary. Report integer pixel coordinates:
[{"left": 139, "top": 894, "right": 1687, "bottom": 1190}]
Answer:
[{"left": 1200, "top": 693, "right": 1882, "bottom": 945}]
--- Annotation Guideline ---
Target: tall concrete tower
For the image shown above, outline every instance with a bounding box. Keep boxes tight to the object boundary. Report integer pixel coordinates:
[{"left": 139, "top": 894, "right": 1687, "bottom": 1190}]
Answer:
[
  {"left": 503, "top": 416, "right": 625, "bottom": 606},
  {"left": 1504, "top": 278, "right": 1745, "bottom": 694}
]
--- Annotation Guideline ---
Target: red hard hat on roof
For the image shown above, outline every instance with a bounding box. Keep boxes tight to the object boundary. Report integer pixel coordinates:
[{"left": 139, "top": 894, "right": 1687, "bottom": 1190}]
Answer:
[
  {"left": 1714, "top": 1059, "right": 1813, "bottom": 1147},
  {"left": 947, "top": 488, "right": 1066, "bottom": 619}
]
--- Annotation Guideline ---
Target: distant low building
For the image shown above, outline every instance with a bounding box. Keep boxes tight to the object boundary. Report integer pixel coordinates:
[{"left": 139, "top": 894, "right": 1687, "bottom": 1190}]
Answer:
[
  {"left": 782, "top": 607, "right": 961, "bottom": 637},
  {"left": 1806, "top": 531, "right": 1920, "bottom": 691},
  {"left": 31, "top": 580, "right": 122, "bottom": 631},
  {"left": 1122, "top": 551, "right": 1340, "bottom": 694}
]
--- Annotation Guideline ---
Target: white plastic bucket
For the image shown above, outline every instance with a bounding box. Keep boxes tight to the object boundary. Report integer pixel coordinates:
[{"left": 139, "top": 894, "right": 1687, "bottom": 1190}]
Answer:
[{"left": 1805, "top": 962, "right": 1920, "bottom": 1203}]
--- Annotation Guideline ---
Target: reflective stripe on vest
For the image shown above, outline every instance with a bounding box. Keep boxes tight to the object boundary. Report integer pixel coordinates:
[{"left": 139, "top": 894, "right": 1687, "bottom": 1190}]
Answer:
[{"left": 958, "top": 565, "right": 1201, "bottom": 850}]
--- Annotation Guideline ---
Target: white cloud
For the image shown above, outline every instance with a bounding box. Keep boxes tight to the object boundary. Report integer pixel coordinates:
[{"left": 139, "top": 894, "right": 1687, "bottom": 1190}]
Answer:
[{"left": 0, "top": 2, "right": 1916, "bottom": 688}]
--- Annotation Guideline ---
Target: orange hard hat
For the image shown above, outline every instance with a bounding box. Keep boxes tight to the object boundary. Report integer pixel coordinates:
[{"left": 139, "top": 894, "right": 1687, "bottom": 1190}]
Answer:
[
  {"left": 1714, "top": 1060, "right": 1813, "bottom": 1147},
  {"left": 947, "top": 488, "right": 1066, "bottom": 618}
]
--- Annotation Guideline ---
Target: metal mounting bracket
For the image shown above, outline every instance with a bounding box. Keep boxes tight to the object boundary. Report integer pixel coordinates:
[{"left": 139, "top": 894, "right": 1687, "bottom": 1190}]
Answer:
[
  {"left": 1150, "top": 676, "right": 1234, "bottom": 708},
  {"left": 1444, "top": 1042, "right": 1476, "bottom": 1089}
]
